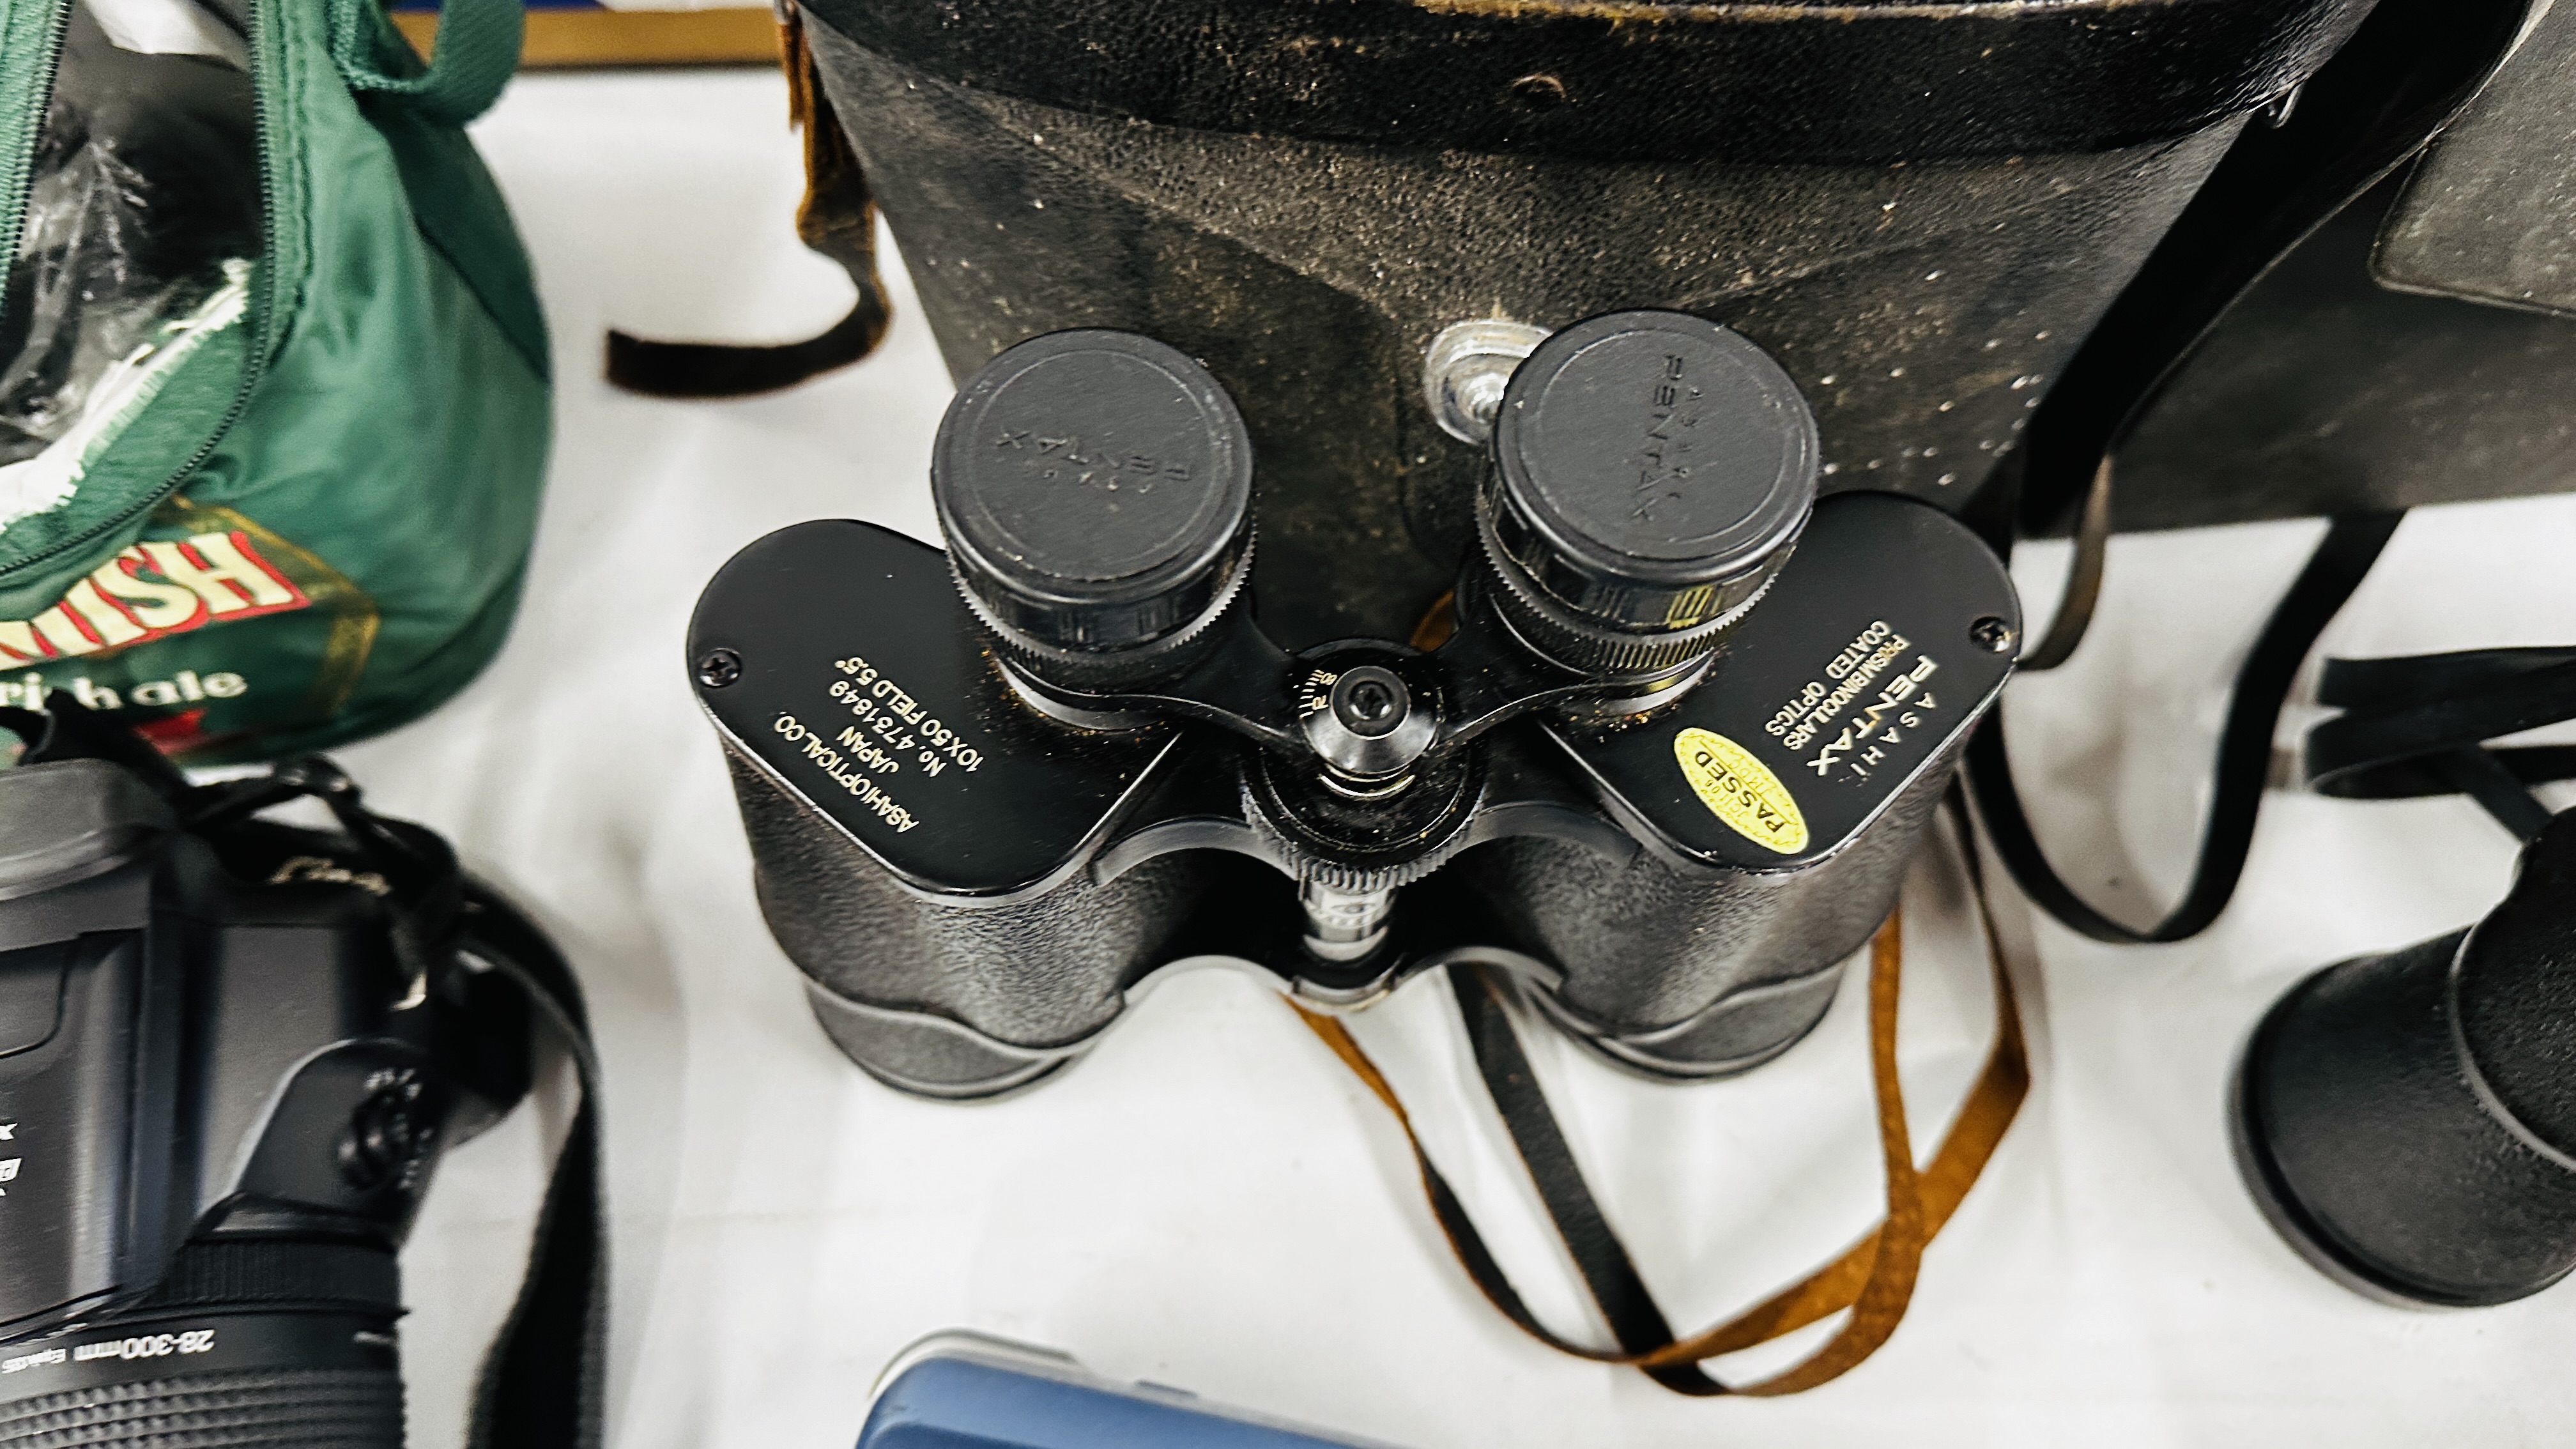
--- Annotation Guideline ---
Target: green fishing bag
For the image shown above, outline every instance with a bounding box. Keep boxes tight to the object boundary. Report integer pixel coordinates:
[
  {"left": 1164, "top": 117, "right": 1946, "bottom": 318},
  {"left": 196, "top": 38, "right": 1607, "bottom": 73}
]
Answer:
[{"left": 0, "top": 0, "right": 545, "bottom": 763}]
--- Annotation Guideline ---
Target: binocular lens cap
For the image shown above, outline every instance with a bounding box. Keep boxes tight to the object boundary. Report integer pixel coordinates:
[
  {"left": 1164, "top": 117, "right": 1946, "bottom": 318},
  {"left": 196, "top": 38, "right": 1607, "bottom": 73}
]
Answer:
[
  {"left": 1496, "top": 310, "right": 1817, "bottom": 593},
  {"left": 934, "top": 331, "right": 1254, "bottom": 669},
  {"left": 1480, "top": 310, "right": 1818, "bottom": 677}
]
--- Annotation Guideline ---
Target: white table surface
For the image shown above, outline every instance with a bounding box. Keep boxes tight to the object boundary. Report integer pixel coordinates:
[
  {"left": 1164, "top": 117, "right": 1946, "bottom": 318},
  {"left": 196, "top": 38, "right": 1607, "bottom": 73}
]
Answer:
[{"left": 361, "top": 68, "right": 2576, "bottom": 1449}]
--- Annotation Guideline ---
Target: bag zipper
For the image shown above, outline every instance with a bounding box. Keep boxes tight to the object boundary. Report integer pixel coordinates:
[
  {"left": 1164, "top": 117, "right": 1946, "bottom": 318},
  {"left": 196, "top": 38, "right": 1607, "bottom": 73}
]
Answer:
[
  {"left": 0, "top": 0, "right": 76, "bottom": 314},
  {"left": 0, "top": 0, "right": 277, "bottom": 586}
]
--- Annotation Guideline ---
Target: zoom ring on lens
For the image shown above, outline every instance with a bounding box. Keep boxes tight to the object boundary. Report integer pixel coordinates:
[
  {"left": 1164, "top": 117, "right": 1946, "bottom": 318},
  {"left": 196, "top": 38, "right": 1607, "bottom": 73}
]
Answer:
[{"left": 0, "top": 1367, "right": 402, "bottom": 1449}]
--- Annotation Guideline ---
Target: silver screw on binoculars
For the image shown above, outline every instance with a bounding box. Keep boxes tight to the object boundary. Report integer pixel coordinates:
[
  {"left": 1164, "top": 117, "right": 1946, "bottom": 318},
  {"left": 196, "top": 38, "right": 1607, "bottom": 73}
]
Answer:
[{"left": 1300, "top": 662, "right": 1436, "bottom": 793}]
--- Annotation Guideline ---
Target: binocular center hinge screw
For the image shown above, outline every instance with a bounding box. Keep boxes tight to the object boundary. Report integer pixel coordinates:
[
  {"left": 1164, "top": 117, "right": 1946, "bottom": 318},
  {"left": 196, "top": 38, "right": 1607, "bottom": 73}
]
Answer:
[
  {"left": 697, "top": 648, "right": 744, "bottom": 688},
  {"left": 1299, "top": 660, "right": 1438, "bottom": 781}
]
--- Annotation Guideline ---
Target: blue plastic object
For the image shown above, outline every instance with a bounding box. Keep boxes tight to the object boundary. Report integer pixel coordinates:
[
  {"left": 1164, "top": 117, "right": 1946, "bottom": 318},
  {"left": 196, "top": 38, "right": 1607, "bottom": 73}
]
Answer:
[{"left": 856, "top": 1335, "right": 1402, "bottom": 1449}]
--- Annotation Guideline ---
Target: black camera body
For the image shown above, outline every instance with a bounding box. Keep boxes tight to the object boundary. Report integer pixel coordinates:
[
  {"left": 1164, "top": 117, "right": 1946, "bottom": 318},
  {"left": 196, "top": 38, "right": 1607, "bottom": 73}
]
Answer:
[
  {"left": 0, "top": 748, "right": 528, "bottom": 1445},
  {"left": 693, "top": 318, "right": 2020, "bottom": 1098}
]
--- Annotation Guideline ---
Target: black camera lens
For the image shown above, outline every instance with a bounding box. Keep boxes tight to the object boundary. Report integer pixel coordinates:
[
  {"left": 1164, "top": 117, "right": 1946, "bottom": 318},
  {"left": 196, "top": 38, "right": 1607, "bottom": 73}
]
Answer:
[
  {"left": 1481, "top": 310, "right": 1817, "bottom": 678},
  {"left": 934, "top": 330, "right": 1254, "bottom": 691}
]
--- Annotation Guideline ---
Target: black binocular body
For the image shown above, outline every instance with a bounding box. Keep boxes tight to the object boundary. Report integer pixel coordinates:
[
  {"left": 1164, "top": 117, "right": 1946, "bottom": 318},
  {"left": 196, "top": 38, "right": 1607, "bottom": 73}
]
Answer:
[
  {"left": 693, "top": 318, "right": 2018, "bottom": 1098},
  {"left": 739, "top": 0, "right": 2576, "bottom": 1328},
  {"left": 0, "top": 749, "right": 528, "bottom": 1446}
]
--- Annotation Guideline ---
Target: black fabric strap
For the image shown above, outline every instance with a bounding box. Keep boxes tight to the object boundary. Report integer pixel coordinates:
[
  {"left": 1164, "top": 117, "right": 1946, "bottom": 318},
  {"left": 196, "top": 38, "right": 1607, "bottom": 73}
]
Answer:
[
  {"left": 227, "top": 783, "right": 606, "bottom": 1449},
  {"left": 2317, "top": 647, "right": 2576, "bottom": 709},
  {"left": 1966, "top": 511, "right": 2402, "bottom": 944},
  {"left": 455, "top": 884, "right": 607, "bottom": 1449},
  {"left": 2428, "top": 748, "right": 2557, "bottom": 842},
  {"left": 604, "top": 10, "right": 890, "bottom": 400}
]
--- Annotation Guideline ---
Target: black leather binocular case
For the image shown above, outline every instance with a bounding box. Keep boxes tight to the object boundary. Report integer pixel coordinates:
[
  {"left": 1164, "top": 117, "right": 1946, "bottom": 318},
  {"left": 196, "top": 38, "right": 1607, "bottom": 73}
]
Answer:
[
  {"left": 2237, "top": 649, "right": 2576, "bottom": 1307},
  {"left": 691, "top": 316, "right": 2020, "bottom": 1099}
]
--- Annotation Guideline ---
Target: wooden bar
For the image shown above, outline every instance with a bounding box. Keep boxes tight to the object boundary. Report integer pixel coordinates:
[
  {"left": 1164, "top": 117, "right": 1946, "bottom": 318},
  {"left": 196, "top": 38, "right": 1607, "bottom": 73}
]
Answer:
[{"left": 391, "top": 6, "right": 779, "bottom": 69}]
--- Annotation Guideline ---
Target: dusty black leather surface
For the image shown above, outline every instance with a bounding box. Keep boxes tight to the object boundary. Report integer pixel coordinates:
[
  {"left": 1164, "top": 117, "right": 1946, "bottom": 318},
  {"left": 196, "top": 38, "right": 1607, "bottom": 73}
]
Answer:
[
  {"left": 2020, "top": 0, "right": 2564, "bottom": 537},
  {"left": 2375, "top": 0, "right": 2576, "bottom": 319},
  {"left": 2110, "top": 176, "right": 2576, "bottom": 531},
  {"left": 799, "top": 0, "right": 2371, "bottom": 163},
  {"left": 811, "top": 27, "right": 2240, "bottom": 645}
]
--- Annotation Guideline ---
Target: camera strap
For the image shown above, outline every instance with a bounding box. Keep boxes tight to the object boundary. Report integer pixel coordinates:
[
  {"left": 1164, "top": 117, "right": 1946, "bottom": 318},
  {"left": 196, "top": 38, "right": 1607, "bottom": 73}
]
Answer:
[
  {"left": 0, "top": 697, "right": 608, "bottom": 1449},
  {"left": 201, "top": 769, "right": 609, "bottom": 1449},
  {"left": 1290, "top": 802, "right": 2027, "bottom": 1396},
  {"left": 448, "top": 881, "right": 610, "bottom": 1449}
]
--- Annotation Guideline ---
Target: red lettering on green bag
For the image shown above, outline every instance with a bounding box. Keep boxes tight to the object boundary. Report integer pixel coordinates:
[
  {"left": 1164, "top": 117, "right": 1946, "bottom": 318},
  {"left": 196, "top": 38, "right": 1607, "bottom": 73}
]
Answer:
[{"left": 0, "top": 532, "right": 311, "bottom": 666}]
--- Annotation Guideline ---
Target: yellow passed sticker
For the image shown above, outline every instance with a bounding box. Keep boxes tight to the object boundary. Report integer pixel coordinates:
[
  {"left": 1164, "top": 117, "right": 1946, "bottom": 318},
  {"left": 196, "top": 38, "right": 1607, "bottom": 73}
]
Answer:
[{"left": 1673, "top": 727, "right": 1809, "bottom": 855}]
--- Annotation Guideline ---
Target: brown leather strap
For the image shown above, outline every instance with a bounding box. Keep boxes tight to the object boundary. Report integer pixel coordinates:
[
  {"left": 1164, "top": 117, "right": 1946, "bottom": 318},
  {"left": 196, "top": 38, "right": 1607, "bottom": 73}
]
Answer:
[
  {"left": 1649, "top": 820, "right": 2031, "bottom": 1377},
  {"left": 1409, "top": 592, "right": 1459, "bottom": 652},
  {"left": 1292, "top": 820, "right": 2028, "bottom": 1395},
  {"left": 604, "top": 8, "right": 893, "bottom": 398}
]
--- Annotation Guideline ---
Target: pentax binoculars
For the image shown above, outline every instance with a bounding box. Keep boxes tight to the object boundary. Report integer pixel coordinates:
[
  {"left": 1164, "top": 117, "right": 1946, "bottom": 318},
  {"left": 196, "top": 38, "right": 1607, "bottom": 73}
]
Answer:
[{"left": 691, "top": 313, "right": 2018, "bottom": 1098}]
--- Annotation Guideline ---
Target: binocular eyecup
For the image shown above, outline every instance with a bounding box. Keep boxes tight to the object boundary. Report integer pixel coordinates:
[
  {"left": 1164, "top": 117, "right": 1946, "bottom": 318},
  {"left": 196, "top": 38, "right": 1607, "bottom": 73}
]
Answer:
[
  {"left": 1479, "top": 310, "right": 1816, "bottom": 684},
  {"left": 931, "top": 314, "right": 1819, "bottom": 713},
  {"left": 933, "top": 330, "right": 1256, "bottom": 694}
]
